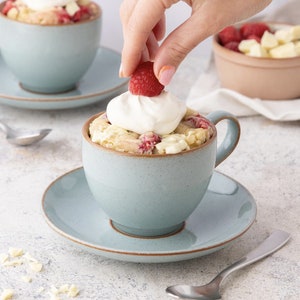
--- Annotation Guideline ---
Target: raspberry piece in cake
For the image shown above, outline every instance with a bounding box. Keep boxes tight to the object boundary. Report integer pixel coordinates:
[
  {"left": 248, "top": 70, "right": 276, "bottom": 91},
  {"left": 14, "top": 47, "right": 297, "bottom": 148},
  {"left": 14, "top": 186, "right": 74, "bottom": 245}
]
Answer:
[{"left": 138, "top": 132, "right": 161, "bottom": 154}]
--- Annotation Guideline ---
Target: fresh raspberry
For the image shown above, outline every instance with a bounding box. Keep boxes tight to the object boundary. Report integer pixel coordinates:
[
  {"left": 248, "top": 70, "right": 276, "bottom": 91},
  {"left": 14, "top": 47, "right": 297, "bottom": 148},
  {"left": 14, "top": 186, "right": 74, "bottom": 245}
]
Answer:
[
  {"left": 72, "top": 6, "right": 90, "bottom": 22},
  {"left": 2, "top": 0, "right": 15, "bottom": 15},
  {"left": 218, "top": 26, "right": 242, "bottom": 46},
  {"left": 138, "top": 132, "right": 161, "bottom": 154},
  {"left": 224, "top": 41, "right": 240, "bottom": 52},
  {"left": 57, "top": 9, "right": 72, "bottom": 24},
  {"left": 129, "top": 61, "right": 164, "bottom": 97},
  {"left": 240, "top": 22, "right": 270, "bottom": 39},
  {"left": 246, "top": 34, "right": 261, "bottom": 43},
  {"left": 185, "top": 114, "right": 211, "bottom": 129}
]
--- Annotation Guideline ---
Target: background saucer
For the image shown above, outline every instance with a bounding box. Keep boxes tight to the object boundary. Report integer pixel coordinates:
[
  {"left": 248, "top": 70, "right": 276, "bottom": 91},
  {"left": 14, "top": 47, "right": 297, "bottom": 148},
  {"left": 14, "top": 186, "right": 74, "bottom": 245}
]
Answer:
[
  {"left": 0, "top": 47, "right": 128, "bottom": 110},
  {"left": 42, "top": 168, "right": 257, "bottom": 263}
]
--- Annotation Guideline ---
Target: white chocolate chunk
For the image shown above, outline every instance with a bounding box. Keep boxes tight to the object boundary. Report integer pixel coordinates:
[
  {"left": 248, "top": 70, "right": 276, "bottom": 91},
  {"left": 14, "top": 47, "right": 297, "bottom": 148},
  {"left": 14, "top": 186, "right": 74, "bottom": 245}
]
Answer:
[
  {"left": 246, "top": 43, "right": 269, "bottom": 57},
  {"left": 21, "top": 275, "right": 32, "bottom": 283},
  {"left": 0, "top": 253, "right": 9, "bottom": 264},
  {"left": 8, "top": 247, "right": 24, "bottom": 257},
  {"left": 261, "top": 31, "right": 278, "bottom": 49},
  {"left": 269, "top": 42, "right": 297, "bottom": 58},
  {"left": 7, "top": 7, "right": 18, "bottom": 19},
  {"left": 50, "top": 286, "right": 59, "bottom": 295},
  {"left": 238, "top": 39, "right": 258, "bottom": 53},
  {"left": 3, "top": 258, "right": 24, "bottom": 267},
  {"left": 155, "top": 134, "right": 189, "bottom": 154},
  {"left": 67, "top": 284, "right": 80, "bottom": 298},
  {"left": 294, "top": 41, "right": 300, "bottom": 55},
  {"left": 0, "top": 289, "right": 14, "bottom": 300},
  {"left": 28, "top": 261, "right": 43, "bottom": 272},
  {"left": 275, "top": 29, "right": 293, "bottom": 44},
  {"left": 23, "top": 252, "right": 38, "bottom": 263},
  {"left": 58, "top": 284, "right": 70, "bottom": 293},
  {"left": 66, "top": 1, "right": 80, "bottom": 16},
  {"left": 50, "top": 284, "right": 80, "bottom": 299},
  {"left": 290, "top": 25, "right": 300, "bottom": 40}
]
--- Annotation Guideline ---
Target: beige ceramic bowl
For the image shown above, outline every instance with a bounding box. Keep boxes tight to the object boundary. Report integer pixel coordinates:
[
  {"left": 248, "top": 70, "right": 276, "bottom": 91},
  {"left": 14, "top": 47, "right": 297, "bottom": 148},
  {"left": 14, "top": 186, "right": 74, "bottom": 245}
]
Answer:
[{"left": 212, "top": 23, "right": 300, "bottom": 100}]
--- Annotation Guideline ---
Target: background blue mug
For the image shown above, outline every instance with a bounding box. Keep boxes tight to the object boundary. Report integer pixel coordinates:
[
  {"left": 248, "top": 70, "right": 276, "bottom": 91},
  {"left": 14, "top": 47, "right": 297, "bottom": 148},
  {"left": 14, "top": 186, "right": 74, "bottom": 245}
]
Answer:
[{"left": 0, "top": 2, "right": 101, "bottom": 94}]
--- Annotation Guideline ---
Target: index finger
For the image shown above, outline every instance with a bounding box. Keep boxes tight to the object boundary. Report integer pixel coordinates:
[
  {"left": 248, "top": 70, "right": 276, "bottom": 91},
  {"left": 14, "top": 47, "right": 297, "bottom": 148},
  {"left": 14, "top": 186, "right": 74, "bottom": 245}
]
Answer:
[{"left": 120, "top": 0, "right": 167, "bottom": 76}]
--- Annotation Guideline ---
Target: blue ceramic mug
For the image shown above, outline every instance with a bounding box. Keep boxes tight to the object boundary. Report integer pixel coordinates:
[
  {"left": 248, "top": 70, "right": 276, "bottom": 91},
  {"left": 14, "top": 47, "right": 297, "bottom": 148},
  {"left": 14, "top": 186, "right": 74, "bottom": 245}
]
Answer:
[
  {"left": 0, "top": 2, "right": 101, "bottom": 94},
  {"left": 82, "top": 110, "right": 240, "bottom": 237}
]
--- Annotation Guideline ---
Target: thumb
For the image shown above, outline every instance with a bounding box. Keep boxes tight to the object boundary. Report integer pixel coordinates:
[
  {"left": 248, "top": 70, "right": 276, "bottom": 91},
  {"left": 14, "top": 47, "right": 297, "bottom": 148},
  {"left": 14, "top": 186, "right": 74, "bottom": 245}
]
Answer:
[{"left": 154, "top": 13, "right": 214, "bottom": 86}]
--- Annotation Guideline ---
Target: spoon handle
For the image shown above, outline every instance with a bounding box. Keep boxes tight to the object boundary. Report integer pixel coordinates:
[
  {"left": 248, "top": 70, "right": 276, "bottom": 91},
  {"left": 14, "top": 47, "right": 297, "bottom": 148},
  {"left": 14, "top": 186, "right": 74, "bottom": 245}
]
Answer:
[{"left": 214, "top": 230, "right": 290, "bottom": 284}]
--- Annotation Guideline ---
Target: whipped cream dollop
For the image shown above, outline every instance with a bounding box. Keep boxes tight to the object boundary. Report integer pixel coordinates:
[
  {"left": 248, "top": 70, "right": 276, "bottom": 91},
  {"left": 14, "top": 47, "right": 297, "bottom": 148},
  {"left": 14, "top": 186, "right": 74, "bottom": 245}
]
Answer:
[
  {"left": 106, "top": 91, "right": 187, "bottom": 135},
  {"left": 22, "top": 0, "right": 72, "bottom": 11}
]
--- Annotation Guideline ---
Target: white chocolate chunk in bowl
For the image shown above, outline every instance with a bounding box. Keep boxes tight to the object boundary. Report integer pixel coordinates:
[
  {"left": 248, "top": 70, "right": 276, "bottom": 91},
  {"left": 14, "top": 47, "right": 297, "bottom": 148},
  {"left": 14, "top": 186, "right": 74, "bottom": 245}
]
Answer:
[
  {"left": 238, "top": 39, "right": 258, "bottom": 53},
  {"left": 269, "top": 42, "right": 298, "bottom": 58},
  {"left": 275, "top": 29, "right": 293, "bottom": 44},
  {"left": 261, "top": 31, "right": 278, "bottom": 50},
  {"left": 290, "top": 25, "right": 300, "bottom": 40},
  {"left": 246, "top": 43, "right": 269, "bottom": 58}
]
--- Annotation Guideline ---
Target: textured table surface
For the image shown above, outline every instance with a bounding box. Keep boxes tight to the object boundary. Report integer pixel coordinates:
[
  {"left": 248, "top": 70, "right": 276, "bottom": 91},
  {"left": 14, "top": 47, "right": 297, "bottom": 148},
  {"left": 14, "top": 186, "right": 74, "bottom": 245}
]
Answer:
[{"left": 0, "top": 55, "right": 299, "bottom": 300}]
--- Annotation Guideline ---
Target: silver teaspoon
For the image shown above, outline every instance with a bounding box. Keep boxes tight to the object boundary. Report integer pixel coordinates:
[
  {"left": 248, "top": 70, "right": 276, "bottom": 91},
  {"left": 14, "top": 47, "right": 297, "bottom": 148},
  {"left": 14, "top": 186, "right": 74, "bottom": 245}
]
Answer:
[
  {"left": 0, "top": 120, "right": 51, "bottom": 146},
  {"left": 166, "top": 230, "right": 290, "bottom": 300}
]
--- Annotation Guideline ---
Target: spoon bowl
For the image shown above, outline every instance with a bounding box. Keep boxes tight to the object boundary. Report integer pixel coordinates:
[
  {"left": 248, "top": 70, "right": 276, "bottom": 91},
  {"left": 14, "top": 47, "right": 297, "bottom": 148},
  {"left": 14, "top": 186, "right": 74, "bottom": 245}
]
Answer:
[
  {"left": 166, "top": 230, "right": 290, "bottom": 299},
  {"left": 167, "top": 283, "right": 221, "bottom": 300},
  {"left": 0, "top": 120, "right": 51, "bottom": 146}
]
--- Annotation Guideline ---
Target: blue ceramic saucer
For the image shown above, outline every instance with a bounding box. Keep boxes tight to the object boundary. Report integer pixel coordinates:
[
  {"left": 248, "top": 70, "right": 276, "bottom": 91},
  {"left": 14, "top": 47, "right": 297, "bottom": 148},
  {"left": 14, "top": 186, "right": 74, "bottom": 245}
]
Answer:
[
  {"left": 0, "top": 47, "right": 128, "bottom": 110},
  {"left": 42, "top": 168, "right": 256, "bottom": 263}
]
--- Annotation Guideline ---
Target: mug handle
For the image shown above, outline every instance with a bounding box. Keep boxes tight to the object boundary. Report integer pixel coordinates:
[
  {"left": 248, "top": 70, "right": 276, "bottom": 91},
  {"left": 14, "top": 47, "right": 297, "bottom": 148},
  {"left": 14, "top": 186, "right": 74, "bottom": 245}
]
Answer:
[{"left": 206, "top": 110, "right": 240, "bottom": 167}]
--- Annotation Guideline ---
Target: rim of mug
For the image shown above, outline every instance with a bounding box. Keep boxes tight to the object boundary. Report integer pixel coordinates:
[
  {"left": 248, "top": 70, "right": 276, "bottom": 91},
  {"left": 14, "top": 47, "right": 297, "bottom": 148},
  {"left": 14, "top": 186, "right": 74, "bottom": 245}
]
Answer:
[
  {"left": 0, "top": 1, "right": 101, "bottom": 27},
  {"left": 82, "top": 112, "right": 218, "bottom": 158}
]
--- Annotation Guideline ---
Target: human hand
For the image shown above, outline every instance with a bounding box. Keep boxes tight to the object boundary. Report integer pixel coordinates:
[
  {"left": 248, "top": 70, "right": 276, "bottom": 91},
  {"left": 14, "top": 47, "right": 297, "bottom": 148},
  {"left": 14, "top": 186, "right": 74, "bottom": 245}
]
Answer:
[{"left": 119, "top": 0, "right": 271, "bottom": 85}]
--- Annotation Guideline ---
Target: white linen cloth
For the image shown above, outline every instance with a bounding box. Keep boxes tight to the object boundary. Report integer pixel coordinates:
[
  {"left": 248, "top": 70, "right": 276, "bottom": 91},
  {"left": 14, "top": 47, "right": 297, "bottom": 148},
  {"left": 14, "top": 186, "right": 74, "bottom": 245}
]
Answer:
[{"left": 186, "top": 0, "right": 300, "bottom": 121}]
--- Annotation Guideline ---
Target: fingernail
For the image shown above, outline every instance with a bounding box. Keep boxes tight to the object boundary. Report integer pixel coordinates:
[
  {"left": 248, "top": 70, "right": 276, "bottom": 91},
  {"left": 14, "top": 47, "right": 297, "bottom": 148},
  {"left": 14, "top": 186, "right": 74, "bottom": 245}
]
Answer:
[
  {"left": 119, "top": 63, "right": 124, "bottom": 77},
  {"left": 158, "top": 65, "right": 175, "bottom": 86}
]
